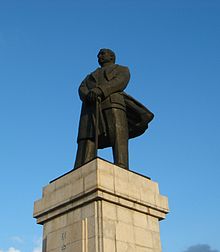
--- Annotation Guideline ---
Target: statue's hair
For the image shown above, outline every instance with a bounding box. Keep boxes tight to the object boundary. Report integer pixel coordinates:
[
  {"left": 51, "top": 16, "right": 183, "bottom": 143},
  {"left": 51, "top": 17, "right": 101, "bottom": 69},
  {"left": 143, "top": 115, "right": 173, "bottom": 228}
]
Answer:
[{"left": 98, "top": 48, "right": 116, "bottom": 63}]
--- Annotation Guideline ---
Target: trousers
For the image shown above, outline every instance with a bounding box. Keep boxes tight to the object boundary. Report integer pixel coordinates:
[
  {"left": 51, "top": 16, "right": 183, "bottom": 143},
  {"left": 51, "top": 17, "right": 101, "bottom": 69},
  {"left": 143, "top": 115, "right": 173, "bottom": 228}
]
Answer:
[{"left": 74, "top": 108, "right": 129, "bottom": 169}]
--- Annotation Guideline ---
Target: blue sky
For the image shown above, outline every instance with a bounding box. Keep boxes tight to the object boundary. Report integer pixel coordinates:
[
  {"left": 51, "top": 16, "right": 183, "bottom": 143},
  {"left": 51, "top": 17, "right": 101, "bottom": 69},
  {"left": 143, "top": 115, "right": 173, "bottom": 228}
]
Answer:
[{"left": 0, "top": 0, "right": 219, "bottom": 251}]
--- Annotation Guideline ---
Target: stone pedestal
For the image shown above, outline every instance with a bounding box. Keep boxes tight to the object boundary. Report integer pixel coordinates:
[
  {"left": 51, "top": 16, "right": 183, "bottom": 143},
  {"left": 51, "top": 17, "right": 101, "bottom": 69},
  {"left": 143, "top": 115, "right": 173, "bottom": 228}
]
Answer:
[{"left": 33, "top": 158, "right": 169, "bottom": 252}]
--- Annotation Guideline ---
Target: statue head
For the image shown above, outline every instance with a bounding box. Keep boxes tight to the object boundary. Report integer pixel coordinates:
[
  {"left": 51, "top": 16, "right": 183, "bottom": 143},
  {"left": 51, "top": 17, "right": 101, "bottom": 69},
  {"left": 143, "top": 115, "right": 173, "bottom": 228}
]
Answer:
[{"left": 97, "top": 48, "right": 116, "bottom": 67}]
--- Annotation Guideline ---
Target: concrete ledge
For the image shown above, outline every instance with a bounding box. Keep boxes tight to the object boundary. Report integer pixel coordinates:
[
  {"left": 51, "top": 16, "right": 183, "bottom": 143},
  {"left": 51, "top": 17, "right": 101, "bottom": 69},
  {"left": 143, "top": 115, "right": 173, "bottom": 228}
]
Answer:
[{"left": 34, "top": 158, "right": 169, "bottom": 224}]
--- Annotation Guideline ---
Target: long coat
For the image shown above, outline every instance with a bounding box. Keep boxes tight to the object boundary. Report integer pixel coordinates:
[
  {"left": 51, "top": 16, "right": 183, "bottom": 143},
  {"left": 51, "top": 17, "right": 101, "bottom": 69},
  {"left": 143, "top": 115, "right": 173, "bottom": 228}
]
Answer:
[{"left": 77, "top": 64, "right": 154, "bottom": 148}]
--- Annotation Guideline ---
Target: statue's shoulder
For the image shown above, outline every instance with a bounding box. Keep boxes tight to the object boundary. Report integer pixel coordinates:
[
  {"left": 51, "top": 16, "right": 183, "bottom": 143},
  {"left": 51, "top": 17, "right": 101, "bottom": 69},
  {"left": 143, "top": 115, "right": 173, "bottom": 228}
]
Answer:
[
  {"left": 82, "top": 67, "right": 100, "bottom": 82},
  {"left": 89, "top": 67, "right": 100, "bottom": 75},
  {"left": 115, "top": 64, "right": 129, "bottom": 69},
  {"left": 114, "top": 64, "right": 130, "bottom": 73}
]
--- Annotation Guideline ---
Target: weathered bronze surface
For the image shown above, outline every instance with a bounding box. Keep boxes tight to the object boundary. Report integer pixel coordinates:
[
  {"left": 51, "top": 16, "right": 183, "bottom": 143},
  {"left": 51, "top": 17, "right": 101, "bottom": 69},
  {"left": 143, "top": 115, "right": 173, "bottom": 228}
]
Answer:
[{"left": 74, "top": 49, "right": 154, "bottom": 169}]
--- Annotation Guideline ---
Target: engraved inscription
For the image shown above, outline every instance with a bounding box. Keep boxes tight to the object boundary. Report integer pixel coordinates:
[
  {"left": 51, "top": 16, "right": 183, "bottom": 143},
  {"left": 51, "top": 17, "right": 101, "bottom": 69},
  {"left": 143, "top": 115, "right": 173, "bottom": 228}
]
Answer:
[{"left": 61, "top": 232, "right": 67, "bottom": 251}]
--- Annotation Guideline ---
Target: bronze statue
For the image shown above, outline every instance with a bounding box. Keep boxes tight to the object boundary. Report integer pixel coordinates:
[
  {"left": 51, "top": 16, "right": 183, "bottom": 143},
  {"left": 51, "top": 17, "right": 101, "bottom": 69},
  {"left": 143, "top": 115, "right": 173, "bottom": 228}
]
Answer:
[{"left": 74, "top": 48, "right": 154, "bottom": 169}]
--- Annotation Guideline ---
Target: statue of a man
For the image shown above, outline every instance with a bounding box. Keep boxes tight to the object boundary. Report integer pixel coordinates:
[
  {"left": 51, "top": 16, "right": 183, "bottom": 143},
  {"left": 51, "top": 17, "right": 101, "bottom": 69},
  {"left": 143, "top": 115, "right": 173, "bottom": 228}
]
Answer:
[{"left": 74, "top": 48, "right": 154, "bottom": 169}]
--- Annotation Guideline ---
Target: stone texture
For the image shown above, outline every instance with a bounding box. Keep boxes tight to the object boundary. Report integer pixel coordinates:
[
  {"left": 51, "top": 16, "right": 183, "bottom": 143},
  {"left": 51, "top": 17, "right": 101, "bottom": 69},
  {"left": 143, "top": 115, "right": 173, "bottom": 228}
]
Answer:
[{"left": 33, "top": 158, "right": 169, "bottom": 251}]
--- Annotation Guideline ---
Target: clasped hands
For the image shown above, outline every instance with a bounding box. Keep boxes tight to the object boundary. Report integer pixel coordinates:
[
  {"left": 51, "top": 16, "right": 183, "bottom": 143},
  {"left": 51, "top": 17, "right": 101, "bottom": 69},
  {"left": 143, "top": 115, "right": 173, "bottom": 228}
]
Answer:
[{"left": 87, "top": 88, "right": 103, "bottom": 103}]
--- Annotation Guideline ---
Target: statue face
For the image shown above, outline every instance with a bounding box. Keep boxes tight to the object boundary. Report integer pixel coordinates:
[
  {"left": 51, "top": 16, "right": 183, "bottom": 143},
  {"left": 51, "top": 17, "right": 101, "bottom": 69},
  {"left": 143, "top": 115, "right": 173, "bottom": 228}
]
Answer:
[{"left": 97, "top": 50, "right": 113, "bottom": 66}]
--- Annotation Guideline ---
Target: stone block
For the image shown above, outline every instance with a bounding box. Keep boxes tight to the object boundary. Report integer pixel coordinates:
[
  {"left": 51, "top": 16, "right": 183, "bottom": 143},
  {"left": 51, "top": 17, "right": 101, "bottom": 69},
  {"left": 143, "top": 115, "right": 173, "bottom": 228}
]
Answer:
[
  {"left": 103, "top": 238, "right": 116, "bottom": 252},
  {"left": 102, "top": 201, "right": 117, "bottom": 220},
  {"left": 103, "top": 219, "right": 116, "bottom": 239},
  {"left": 82, "top": 202, "right": 96, "bottom": 219},
  {"left": 136, "top": 246, "right": 153, "bottom": 252},
  {"left": 66, "top": 207, "right": 81, "bottom": 224},
  {"left": 134, "top": 227, "right": 153, "bottom": 248},
  {"left": 98, "top": 162, "right": 114, "bottom": 191},
  {"left": 147, "top": 215, "right": 160, "bottom": 232},
  {"left": 116, "top": 222, "right": 135, "bottom": 243},
  {"left": 116, "top": 241, "right": 136, "bottom": 252},
  {"left": 152, "top": 231, "right": 162, "bottom": 249},
  {"left": 66, "top": 240, "right": 82, "bottom": 252},
  {"left": 116, "top": 205, "right": 133, "bottom": 224},
  {"left": 132, "top": 210, "right": 148, "bottom": 229},
  {"left": 71, "top": 177, "right": 84, "bottom": 196},
  {"left": 87, "top": 216, "right": 96, "bottom": 238},
  {"left": 87, "top": 237, "right": 96, "bottom": 251},
  {"left": 84, "top": 170, "right": 98, "bottom": 191}
]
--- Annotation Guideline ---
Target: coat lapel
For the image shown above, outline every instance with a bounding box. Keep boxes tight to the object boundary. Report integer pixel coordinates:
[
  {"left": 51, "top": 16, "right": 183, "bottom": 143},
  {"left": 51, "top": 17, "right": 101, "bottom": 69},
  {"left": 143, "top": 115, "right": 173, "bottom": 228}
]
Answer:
[
  {"left": 105, "top": 64, "right": 118, "bottom": 81},
  {"left": 90, "top": 64, "right": 118, "bottom": 82}
]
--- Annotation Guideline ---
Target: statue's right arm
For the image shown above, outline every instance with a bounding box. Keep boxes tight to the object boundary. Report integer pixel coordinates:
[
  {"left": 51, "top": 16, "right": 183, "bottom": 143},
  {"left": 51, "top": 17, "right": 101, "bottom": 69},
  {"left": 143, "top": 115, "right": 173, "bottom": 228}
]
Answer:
[{"left": 78, "top": 75, "right": 89, "bottom": 102}]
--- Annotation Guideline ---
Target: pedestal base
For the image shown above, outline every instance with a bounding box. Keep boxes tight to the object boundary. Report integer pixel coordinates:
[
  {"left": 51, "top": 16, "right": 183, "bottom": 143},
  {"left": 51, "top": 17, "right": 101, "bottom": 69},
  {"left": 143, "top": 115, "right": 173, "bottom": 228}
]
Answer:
[{"left": 33, "top": 158, "right": 169, "bottom": 252}]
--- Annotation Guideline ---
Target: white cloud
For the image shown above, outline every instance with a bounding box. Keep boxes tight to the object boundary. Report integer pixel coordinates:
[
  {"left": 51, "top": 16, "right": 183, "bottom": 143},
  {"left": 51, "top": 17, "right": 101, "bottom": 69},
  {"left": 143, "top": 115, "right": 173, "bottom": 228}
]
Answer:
[
  {"left": 32, "top": 247, "right": 41, "bottom": 252},
  {"left": 32, "top": 237, "right": 42, "bottom": 252},
  {"left": 7, "top": 248, "right": 21, "bottom": 252},
  {"left": 11, "top": 236, "right": 24, "bottom": 244},
  {"left": 0, "top": 247, "right": 21, "bottom": 252},
  {"left": 0, "top": 236, "right": 42, "bottom": 252}
]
